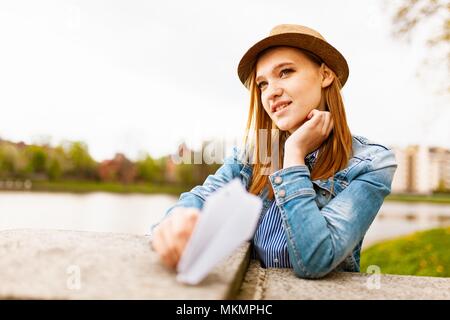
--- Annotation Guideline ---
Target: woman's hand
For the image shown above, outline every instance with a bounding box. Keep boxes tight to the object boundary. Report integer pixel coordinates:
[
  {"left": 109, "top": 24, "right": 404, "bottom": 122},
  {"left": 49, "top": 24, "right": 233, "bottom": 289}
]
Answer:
[
  {"left": 284, "top": 109, "right": 333, "bottom": 168},
  {"left": 151, "top": 207, "right": 200, "bottom": 269}
]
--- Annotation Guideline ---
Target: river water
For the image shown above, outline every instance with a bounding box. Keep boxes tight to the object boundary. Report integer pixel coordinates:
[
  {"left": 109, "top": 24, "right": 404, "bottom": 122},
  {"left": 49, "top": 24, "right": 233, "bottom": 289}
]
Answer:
[{"left": 1, "top": 192, "right": 449, "bottom": 248}]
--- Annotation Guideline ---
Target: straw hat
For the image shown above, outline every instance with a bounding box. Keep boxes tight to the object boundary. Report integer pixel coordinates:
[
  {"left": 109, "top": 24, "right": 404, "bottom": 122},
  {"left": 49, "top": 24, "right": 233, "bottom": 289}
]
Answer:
[{"left": 237, "top": 24, "right": 349, "bottom": 88}]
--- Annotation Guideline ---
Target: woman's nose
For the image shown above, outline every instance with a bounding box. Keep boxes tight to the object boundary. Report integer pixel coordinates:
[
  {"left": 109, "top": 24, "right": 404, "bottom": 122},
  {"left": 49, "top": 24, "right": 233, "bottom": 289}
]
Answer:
[{"left": 267, "top": 85, "right": 283, "bottom": 100}]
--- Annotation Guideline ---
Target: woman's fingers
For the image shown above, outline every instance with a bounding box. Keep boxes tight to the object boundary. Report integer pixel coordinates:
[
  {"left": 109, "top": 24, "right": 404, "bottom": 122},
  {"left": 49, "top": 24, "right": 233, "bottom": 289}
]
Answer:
[
  {"left": 172, "top": 209, "right": 199, "bottom": 267},
  {"left": 306, "top": 109, "right": 316, "bottom": 120},
  {"left": 309, "top": 109, "right": 322, "bottom": 122},
  {"left": 153, "top": 218, "right": 179, "bottom": 269},
  {"left": 285, "top": 109, "right": 333, "bottom": 158},
  {"left": 152, "top": 225, "right": 172, "bottom": 268},
  {"left": 159, "top": 220, "right": 179, "bottom": 269},
  {"left": 308, "top": 110, "right": 329, "bottom": 135},
  {"left": 152, "top": 208, "right": 200, "bottom": 270},
  {"left": 303, "top": 109, "right": 323, "bottom": 131},
  {"left": 171, "top": 217, "right": 186, "bottom": 263},
  {"left": 171, "top": 211, "right": 197, "bottom": 263}
]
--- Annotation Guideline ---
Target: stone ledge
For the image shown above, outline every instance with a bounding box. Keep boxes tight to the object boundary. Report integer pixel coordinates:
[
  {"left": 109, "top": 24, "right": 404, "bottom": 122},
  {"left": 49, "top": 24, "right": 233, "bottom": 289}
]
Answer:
[
  {"left": 0, "top": 229, "right": 250, "bottom": 300},
  {"left": 2, "top": 229, "right": 449, "bottom": 300},
  {"left": 238, "top": 260, "right": 450, "bottom": 300}
]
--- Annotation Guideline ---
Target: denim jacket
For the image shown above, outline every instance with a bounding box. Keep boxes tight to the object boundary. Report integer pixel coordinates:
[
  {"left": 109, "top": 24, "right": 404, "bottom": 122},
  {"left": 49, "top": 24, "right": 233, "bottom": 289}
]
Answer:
[{"left": 153, "top": 135, "right": 397, "bottom": 279}]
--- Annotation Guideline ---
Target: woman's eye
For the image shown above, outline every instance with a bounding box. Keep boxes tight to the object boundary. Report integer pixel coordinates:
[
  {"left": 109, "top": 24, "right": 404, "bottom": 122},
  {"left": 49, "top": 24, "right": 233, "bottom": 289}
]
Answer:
[
  {"left": 257, "top": 81, "right": 267, "bottom": 89},
  {"left": 280, "top": 68, "right": 294, "bottom": 77}
]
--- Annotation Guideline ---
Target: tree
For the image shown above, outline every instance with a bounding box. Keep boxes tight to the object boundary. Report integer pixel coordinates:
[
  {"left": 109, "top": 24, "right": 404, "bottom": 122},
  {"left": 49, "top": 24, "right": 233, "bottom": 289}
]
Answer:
[
  {"left": 391, "top": 0, "right": 448, "bottom": 43},
  {"left": 136, "top": 154, "right": 165, "bottom": 184},
  {"left": 0, "top": 144, "right": 18, "bottom": 178},
  {"left": 26, "top": 146, "right": 47, "bottom": 174},
  {"left": 389, "top": 0, "right": 449, "bottom": 91},
  {"left": 175, "top": 163, "right": 196, "bottom": 187},
  {"left": 435, "top": 178, "right": 449, "bottom": 193},
  {"left": 65, "top": 141, "right": 97, "bottom": 179},
  {"left": 47, "top": 158, "right": 62, "bottom": 181}
]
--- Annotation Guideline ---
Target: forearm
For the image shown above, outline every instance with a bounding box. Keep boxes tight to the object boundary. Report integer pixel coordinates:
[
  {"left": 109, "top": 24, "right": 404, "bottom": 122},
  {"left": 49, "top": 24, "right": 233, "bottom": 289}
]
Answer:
[
  {"left": 273, "top": 145, "right": 396, "bottom": 279},
  {"left": 151, "top": 147, "right": 247, "bottom": 234},
  {"left": 269, "top": 166, "right": 342, "bottom": 278}
]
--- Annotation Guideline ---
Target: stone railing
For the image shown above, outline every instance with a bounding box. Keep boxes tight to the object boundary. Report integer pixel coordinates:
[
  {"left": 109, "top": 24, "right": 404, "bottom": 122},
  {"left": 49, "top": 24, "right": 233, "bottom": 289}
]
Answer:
[{"left": 0, "top": 230, "right": 449, "bottom": 300}]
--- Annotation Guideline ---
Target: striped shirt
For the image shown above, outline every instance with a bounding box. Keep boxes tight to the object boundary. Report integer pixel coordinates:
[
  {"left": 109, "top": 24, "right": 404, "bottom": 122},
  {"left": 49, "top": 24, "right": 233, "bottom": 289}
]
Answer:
[{"left": 252, "top": 149, "right": 319, "bottom": 268}]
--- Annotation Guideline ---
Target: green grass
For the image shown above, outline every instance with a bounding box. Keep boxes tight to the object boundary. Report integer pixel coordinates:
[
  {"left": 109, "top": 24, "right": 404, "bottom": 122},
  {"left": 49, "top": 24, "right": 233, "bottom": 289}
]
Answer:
[
  {"left": 361, "top": 227, "right": 450, "bottom": 277},
  {"left": 386, "top": 193, "right": 450, "bottom": 204},
  {"left": 29, "top": 180, "right": 188, "bottom": 196}
]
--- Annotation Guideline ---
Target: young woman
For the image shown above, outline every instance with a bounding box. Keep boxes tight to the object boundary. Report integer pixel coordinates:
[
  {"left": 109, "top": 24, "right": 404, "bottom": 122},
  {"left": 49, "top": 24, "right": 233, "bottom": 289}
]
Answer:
[{"left": 150, "top": 24, "right": 397, "bottom": 279}]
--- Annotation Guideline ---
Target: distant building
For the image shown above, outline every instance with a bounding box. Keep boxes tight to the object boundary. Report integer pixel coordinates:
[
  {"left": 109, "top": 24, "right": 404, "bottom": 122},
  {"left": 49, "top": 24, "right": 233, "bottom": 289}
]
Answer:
[
  {"left": 391, "top": 145, "right": 450, "bottom": 194},
  {"left": 98, "top": 153, "right": 137, "bottom": 184},
  {"left": 430, "top": 147, "right": 450, "bottom": 191}
]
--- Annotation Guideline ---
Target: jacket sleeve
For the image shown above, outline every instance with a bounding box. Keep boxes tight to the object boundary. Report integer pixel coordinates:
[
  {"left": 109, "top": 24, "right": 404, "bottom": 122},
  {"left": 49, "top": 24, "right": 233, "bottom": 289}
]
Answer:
[
  {"left": 269, "top": 148, "right": 397, "bottom": 279},
  {"left": 149, "top": 147, "right": 247, "bottom": 235}
]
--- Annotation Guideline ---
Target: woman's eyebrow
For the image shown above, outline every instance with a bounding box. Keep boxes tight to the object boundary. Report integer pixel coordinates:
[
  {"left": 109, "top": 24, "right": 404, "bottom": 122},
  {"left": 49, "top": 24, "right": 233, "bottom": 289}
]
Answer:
[{"left": 255, "top": 62, "right": 295, "bottom": 83}]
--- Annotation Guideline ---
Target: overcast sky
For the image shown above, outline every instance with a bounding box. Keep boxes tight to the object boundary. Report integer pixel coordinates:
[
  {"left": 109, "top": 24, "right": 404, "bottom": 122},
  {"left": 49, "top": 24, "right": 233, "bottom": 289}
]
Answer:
[{"left": 0, "top": 0, "right": 448, "bottom": 161}]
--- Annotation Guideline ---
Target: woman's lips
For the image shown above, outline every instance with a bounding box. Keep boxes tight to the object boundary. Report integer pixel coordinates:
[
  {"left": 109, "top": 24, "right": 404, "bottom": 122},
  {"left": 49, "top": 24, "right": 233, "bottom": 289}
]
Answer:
[{"left": 274, "top": 102, "right": 291, "bottom": 115}]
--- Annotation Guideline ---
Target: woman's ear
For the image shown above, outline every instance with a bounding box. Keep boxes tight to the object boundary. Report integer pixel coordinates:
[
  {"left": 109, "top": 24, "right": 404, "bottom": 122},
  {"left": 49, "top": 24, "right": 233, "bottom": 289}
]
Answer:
[{"left": 319, "top": 63, "right": 334, "bottom": 88}]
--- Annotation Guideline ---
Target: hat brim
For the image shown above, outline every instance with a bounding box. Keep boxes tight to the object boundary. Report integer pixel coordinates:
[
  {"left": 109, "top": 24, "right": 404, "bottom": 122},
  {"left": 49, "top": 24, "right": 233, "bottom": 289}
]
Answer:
[{"left": 237, "top": 33, "right": 349, "bottom": 88}]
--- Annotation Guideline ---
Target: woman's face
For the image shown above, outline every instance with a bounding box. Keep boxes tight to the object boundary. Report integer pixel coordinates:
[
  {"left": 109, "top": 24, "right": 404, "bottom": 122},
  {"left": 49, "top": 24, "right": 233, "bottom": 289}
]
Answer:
[{"left": 255, "top": 46, "right": 332, "bottom": 133}]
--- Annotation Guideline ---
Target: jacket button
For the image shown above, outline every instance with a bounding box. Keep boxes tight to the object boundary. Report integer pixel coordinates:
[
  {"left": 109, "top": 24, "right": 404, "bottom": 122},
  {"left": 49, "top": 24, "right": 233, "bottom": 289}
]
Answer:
[
  {"left": 274, "top": 258, "right": 279, "bottom": 264},
  {"left": 278, "top": 189, "right": 286, "bottom": 197},
  {"left": 274, "top": 176, "right": 283, "bottom": 184}
]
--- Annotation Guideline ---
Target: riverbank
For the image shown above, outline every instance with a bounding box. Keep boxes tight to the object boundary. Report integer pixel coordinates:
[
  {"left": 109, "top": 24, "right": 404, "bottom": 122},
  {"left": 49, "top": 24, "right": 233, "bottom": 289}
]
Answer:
[
  {"left": 361, "top": 227, "right": 450, "bottom": 277},
  {"left": 386, "top": 193, "right": 450, "bottom": 204},
  {"left": 1, "top": 180, "right": 450, "bottom": 204},
  {"left": 27, "top": 180, "right": 188, "bottom": 196}
]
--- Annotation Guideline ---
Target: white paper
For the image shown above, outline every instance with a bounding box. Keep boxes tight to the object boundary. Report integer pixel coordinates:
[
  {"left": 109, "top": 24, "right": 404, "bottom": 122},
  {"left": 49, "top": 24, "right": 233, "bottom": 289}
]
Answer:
[{"left": 176, "top": 178, "right": 262, "bottom": 285}]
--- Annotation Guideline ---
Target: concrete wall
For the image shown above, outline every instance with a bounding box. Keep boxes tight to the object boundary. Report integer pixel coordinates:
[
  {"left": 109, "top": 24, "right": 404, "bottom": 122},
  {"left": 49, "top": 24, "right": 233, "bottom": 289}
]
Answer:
[{"left": 1, "top": 230, "right": 449, "bottom": 300}]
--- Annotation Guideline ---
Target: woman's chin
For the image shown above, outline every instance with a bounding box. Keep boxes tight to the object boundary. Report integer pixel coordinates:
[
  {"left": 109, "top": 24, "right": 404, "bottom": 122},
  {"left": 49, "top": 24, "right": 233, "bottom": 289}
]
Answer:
[{"left": 275, "top": 121, "right": 299, "bottom": 133}]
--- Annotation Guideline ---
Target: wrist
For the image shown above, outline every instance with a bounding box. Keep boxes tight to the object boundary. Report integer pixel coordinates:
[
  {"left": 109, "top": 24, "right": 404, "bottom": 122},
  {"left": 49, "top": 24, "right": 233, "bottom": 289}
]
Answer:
[
  {"left": 284, "top": 143, "right": 306, "bottom": 158},
  {"left": 283, "top": 149, "right": 306, "bottom": 168}
]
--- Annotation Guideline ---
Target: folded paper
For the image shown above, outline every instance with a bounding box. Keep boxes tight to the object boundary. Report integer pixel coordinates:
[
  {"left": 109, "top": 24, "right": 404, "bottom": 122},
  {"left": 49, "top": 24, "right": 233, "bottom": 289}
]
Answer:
[{"left": 176, "top": 178, "right": 262, "bottom": 285}]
